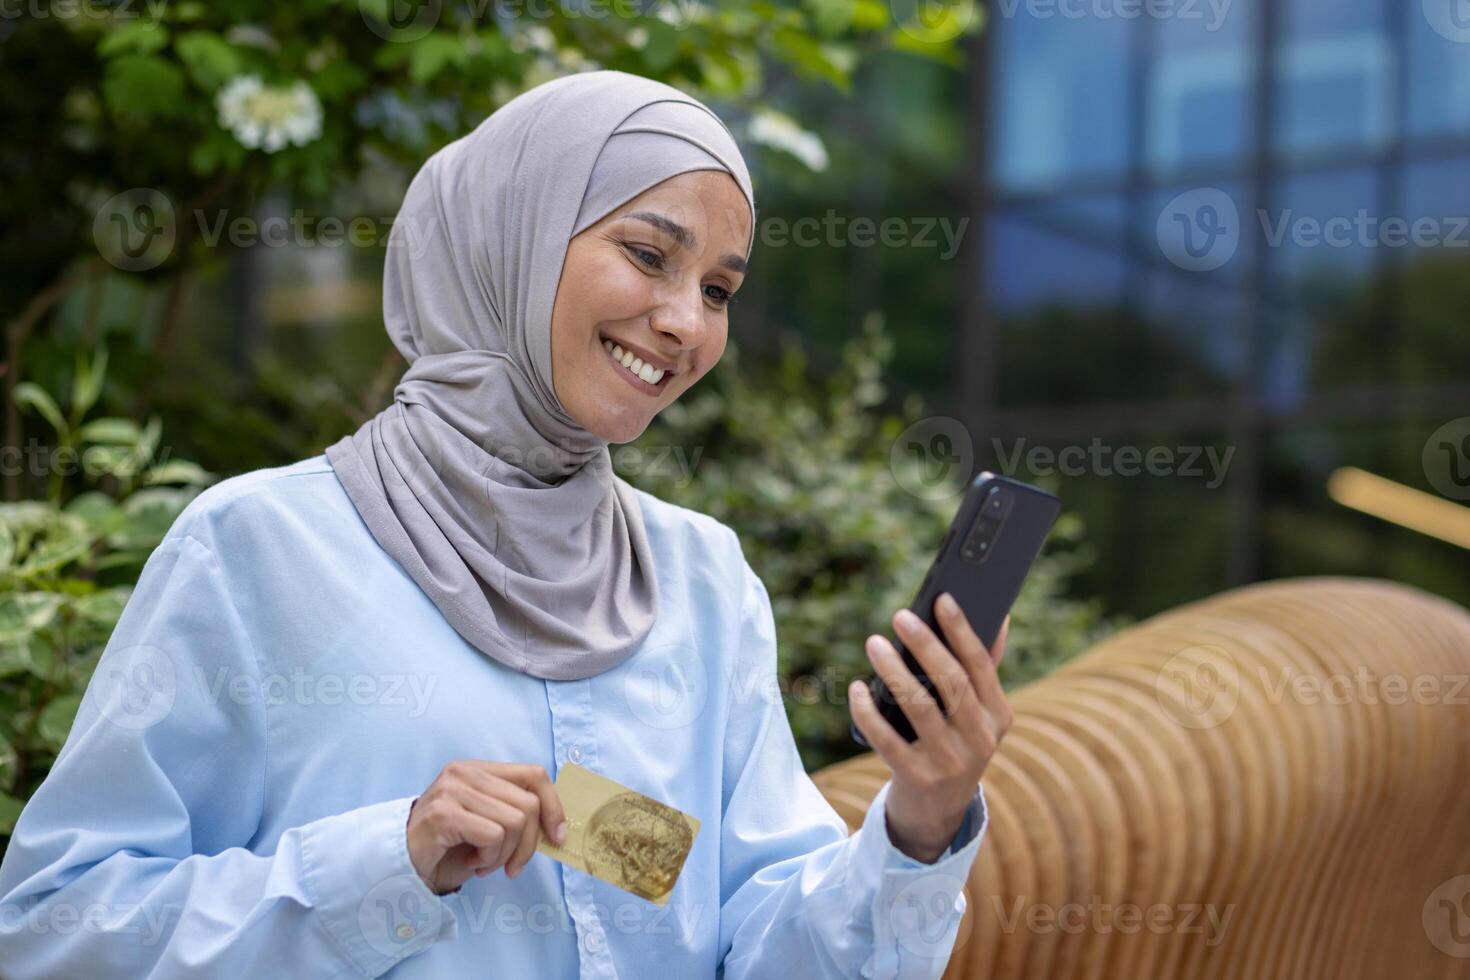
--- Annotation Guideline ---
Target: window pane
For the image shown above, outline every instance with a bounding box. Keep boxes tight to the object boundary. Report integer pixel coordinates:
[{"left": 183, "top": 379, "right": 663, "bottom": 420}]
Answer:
[
  {"left": 1146, "top": 0, "right": 1257, "bottom": 178},
  {"left": 1407, "top": 0, "right": 1470, "bottom": 138},
  {"left": 1273, "top": 0, "right": 1393, "bottom": 157},
  {"left": 990, "top": 10, "right": 1133, "bottom": 191},
  {"left": 1263, "top": 167, "right": 1384, "bottom": 404}
]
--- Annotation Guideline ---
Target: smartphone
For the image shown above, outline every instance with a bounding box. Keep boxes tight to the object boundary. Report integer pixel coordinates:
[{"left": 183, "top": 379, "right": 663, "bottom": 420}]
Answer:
[{"left": 852, "top": 472, "right": 1061, "bottom": 746}]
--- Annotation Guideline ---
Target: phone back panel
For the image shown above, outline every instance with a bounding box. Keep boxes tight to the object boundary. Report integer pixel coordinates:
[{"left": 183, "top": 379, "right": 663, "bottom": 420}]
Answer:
[{"left": 858, "top": 474, "right": 1060, "bottom": 744}]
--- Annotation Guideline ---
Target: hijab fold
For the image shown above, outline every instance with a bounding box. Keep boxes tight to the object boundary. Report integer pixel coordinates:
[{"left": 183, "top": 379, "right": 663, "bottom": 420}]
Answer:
[{"left": 324, "top": 70, "right": 756, "bottom": 680}]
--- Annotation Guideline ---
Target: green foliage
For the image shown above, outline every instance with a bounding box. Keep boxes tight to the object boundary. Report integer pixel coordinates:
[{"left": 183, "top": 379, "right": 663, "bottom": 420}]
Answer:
[
  {"left": 0, "top": 350, "right": 216, "bottom": 836},
  {"left": 623, "top": 313, "right": 1120, "bottom": 771}
]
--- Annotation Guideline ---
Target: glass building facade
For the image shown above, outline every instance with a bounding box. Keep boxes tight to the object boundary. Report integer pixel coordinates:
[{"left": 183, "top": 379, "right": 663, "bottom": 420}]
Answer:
[{"left": 965, "top": 0, "right": 1470, "bottom": 616}]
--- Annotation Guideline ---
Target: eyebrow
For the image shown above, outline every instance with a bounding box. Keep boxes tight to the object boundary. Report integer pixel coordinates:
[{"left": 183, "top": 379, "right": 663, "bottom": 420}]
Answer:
[{"left": 623, "top": 211, "right": 747, "bottom": 275}]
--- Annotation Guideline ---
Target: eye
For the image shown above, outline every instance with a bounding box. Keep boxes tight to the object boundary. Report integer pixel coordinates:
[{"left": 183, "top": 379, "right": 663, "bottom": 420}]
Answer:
[
  {"left": 704, "top": 283, "right": 735, "bottom": 308},
  {"left": 623, "top": 243, "right": 665, "bottom": 270}
]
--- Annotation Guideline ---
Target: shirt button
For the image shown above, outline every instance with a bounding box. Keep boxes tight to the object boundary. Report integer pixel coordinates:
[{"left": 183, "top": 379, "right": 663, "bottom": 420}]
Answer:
[
  {"left": 568, "top": 745, "right": 583, "bottom": 764},
  {"left": 395, "top": 923, "right": 417, "bottom": 940}
]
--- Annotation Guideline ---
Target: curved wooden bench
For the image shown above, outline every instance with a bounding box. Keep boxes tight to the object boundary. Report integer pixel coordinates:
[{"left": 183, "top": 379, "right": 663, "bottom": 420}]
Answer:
[{"left": 811, "top": 577, "right": 1470, "bottom": 979}]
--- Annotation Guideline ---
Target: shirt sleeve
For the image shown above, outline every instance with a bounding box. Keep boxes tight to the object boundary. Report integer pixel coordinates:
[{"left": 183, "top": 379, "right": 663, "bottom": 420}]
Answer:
[
  {"left": 716, "top": 558, "right": 990, "bottom": 980},
  {"left": 0, "top": 527, "right": 460, "bottom": 979}
]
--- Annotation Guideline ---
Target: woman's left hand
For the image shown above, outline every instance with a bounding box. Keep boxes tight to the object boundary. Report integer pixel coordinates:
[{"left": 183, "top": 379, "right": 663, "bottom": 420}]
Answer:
[{"left": 848, "top": 593, "right": 1013, "bottom": 864}]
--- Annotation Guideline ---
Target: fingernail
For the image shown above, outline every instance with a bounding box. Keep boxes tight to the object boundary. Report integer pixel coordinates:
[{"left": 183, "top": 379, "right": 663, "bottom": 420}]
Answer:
[
  {"left": 896, "top": 609, "right": 918, "bottom": 631},
  {"left": 554, "top": 821, "right": 568, "bottom": 845},
  {"left": 939, "top": 593, "right": 958, "bottom": 615}
]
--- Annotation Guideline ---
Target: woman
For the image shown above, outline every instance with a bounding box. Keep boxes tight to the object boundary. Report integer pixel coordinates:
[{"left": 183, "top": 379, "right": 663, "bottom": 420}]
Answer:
[{"left": 0, "top": 70, "right": 1012, "bottom": 978}]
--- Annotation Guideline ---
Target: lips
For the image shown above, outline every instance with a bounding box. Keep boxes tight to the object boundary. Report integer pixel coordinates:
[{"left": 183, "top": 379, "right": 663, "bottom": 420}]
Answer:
[{"left": 601, "top": 337, "right": 672, "bottom": 393}]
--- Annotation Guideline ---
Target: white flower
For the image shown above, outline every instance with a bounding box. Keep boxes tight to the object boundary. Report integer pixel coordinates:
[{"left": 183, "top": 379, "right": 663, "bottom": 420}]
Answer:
[
  {"left": 216, "top": 75, "right": 323, "bottom": 153},
  {"left": 747, "top": 108, "right": 829, "bottom": 173}
]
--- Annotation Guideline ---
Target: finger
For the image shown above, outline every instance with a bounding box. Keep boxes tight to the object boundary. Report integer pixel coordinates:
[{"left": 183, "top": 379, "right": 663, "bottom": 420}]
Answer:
[
  {"left": 893, "top": 608, "right": 979, "bottom": 727},
  {"left": 453, "top": 782, "right": 529, "bottom": 871},
  {"left": 443, "top": 798, "right": 511, "bottom": 871},
  {"left": 501, "top": 763, "right": 567, "bottom": 844},
  {"left": 866, "top": 633, "right": 950, "bottom": 746},
  {"left": 932, "top": 595, "right": 1005, "bottom": 711},
  {"left": 848, "top": 677, "right": 918, "bottom": 770},
  {"left": 992, "top": 615, "right": 1011, "bottom": 668},
  {"left": 933, "top": 594, "right": 1004, "bottom": 717}
]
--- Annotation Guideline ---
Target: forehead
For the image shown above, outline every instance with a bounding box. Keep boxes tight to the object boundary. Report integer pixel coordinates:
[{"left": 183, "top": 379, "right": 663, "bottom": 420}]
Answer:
[{"left": 614, "top": 171, "right": 753, "bottom": 251}]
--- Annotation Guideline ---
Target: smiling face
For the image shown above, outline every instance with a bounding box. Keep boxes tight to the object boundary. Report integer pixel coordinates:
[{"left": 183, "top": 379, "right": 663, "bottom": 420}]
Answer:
[{"left": 550, "top": 169, "right": 753, "bottom": 444}]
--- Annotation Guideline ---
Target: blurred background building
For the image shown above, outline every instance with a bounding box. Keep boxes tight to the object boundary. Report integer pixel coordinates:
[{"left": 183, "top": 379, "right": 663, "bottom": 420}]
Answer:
[{"left": 957, "top": 0, "right": 1470, "bottom": 617}]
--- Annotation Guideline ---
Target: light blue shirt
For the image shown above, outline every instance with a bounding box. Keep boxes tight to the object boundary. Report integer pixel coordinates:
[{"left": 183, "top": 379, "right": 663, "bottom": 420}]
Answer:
[{"left": 0, "top": 453, "right": 988, "bottom": 979}]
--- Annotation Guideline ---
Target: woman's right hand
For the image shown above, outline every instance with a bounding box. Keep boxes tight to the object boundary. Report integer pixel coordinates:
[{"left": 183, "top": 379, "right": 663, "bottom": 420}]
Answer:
[{"left": 406, "top": 761, "right": 568, "bottom": 896}]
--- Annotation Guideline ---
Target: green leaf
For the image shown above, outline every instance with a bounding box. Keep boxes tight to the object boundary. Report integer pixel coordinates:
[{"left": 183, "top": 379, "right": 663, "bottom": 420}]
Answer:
[
  {"left": 77, "top": 417, "right": 142, "bottom": 446},
  {"left": 38, "top": 694, "right": 83, "bottom": 750},
  {"left": 71, "top": 347, "right": 109, "bottom": 420},
  {"left": 642, "top": 20, "right": 681, "bottom": 71},
  {"left": 176, "top": 31, "right": 243, "bottom": 92},
  {"left": 142, "top": 460, "right": 214, "bottom": 486},
  {"left": 102, "top": 56, "right": 188, "bottom": 122},
  {"left": 310, "top": 61, "right": 369, "bottom": 101},
  {"left": 0, "top": 592, "right": 65, "bottom": 642},
  {"left": 11, "top": 382, "right": 67, "bottom": 436},
  {"left": 97, "top": 21, "right": 171, "bottom": 58},
  {"left": 408, "top": 33, "right": 464, "bottom": 84}
]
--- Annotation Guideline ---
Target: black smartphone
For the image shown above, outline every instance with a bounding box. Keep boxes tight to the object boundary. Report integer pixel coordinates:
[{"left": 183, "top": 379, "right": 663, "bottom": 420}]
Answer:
[{"left": 852, "top": 472, "right": 1061, "bottom": 746}]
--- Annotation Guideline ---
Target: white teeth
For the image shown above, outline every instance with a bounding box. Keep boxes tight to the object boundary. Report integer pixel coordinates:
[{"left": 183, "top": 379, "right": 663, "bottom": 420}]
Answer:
[{"left": 602, "top": 339, "right": 665, "bottom": 385}]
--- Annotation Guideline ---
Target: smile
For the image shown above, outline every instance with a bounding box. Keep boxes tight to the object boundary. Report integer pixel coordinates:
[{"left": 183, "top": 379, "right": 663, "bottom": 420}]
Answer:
[{"left": 601, "top": 338, "right": 672, "bottom": 395}]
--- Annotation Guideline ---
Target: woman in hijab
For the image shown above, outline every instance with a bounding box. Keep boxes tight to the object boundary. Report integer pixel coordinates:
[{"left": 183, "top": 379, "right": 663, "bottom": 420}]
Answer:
[{"left": 0, "top": 70, "right": 1012, "bottom": 979}]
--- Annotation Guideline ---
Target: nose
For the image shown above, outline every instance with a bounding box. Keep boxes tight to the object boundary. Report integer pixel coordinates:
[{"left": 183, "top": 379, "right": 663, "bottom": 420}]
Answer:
[{"left": 648, "top": 280, "right": 708, "bottom": 351}]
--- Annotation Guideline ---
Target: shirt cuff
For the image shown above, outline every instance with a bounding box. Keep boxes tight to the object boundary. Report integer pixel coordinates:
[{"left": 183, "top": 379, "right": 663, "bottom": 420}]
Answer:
[
  {"left": 848, "top": 779, "right": 989, "bottom": 980},
  {"left": 298, "top": 795, "right": 460, "bottom": 978}
]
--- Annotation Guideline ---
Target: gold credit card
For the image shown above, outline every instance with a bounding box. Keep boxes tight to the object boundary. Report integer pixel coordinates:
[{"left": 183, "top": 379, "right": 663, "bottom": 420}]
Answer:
[{"left": 536, "top": 762, "right": 700, "bottom": 906}]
